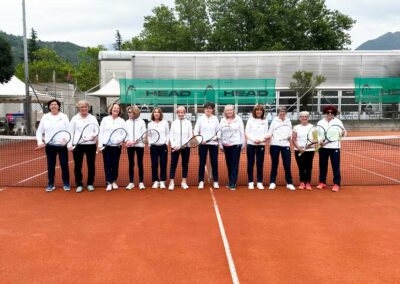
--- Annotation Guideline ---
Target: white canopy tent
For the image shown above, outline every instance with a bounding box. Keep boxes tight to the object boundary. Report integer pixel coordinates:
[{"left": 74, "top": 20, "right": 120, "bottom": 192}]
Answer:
[
  {"left": 86, "top": 77, "right": 121, "bottom": 98},
  {"left": 0, "top": 76, "right": 52, "bottom": 103},
  {"left": 86, "top": 77, "right": 122, "bottom": 114}
]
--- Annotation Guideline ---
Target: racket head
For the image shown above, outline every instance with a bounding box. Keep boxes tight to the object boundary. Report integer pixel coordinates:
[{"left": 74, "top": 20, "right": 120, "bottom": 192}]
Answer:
[
  {"left": 272, "top": 125, "right": 292, "bottom": 141},
  {"left": 219, "top": 126, "right": 234, "bottom": 142},
  {"left": 306, "top": 125, "right": 325, "bottom": 144},
  {"left": 138, "top": 129, "right": 160, "bottom": 144},
  {"left": 184, "top": 135, "right": 203, "bottom": 148},
  {"left": 107, "top": 128, "right": 127, "bottom": 146},
  {"left": 79, "top": 123, "right": 100, "bottom": 143},
  {"left": 48, "top": 130, "right": 71, "bottom": 146},
  {"left": 325, "top": 125, "right": 344, "bottom": 142}
]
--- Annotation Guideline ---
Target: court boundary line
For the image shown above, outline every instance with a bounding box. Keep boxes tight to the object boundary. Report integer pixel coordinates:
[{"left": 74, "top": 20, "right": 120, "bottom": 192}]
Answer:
[
  {"left": 209, "top": 187, "right": 240, "bottom": 284},
  {"left": 346, "top": 152, "right": 400, "bottom": 167},
  {"left": 0, "top": 156, "right": 46, "bottom": 171},
  {"left": 350, "top": 165, "right": 400, "bottom": 183}
]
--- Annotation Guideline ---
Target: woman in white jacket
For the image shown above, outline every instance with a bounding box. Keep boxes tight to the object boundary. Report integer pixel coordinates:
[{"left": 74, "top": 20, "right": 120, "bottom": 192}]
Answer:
[
  {"left": 36, "top": 99, "right": 70, "bottom": 192},
  {"left": 219, "top": 104, "right": 245, "bottom": 191},
  {"left": 98, "top": 103, "right": 125, "bottom": 191},
  {"left": 194, "top": 102, "right": 220, "bottom": 189},
  {"left": 125, "top": 105, "right": 146, "bottom": 190},
  {"left": 147, "top": 107, "right": 169, "bottom": 189},
  {"left": 168, "top": 106, "right": 192, "bottom": 190},
  {"left": 245, "top": 104, "right": 269, "bottom": 190}
]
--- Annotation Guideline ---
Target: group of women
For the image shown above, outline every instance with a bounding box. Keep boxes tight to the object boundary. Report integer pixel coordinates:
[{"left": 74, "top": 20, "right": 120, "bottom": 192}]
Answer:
[{"left": 36, "top": 99, "right": 345, "bottom": 193}]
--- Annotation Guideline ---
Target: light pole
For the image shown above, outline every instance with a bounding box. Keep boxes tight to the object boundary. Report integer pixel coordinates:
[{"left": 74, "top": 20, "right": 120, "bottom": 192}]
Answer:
[{"left": 22, "top": 0, "right": 31, "bottom": 134}]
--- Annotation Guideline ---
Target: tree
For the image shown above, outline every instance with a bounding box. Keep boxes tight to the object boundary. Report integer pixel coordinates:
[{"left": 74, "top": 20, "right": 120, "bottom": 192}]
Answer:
[
  {"left": 132, "top": 5, "right": 183, "bottom": 51},
  {"left": 289, "top": 70, "right": 326, "bottom": 110},
  {"left": 113, "top": 30, "right": 123, "bottom": 51},
  {"left": 129, "top": 0, "right": 355, "bottom": 51},
  {"left": 175, "top": 0, "right": 211, "bottom": 51},
  {"left": 15, "top": 47, "right": 73, "bottom": 83},
  {"left": 75, "top": 46, "right": 106, "bottom": 91},
  {"left": 28, "top": 28, "right": 40, "bottom": 62},
  {"left": 0, "top": 35, "right": 14, "bottom": 83}
]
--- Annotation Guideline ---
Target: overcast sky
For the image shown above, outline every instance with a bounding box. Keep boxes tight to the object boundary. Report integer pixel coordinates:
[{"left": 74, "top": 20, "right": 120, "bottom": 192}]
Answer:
[{"left": 0, "top": 0, "right": 399, "bottom": 50}]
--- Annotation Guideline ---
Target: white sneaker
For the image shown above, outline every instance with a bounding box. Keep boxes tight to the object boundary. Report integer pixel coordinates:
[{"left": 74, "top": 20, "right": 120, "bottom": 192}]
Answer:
[
  {"left": 152, "top": 181, "right": 159, "bottom": 189},
  {"left": 286, "top": 184, "right": 296, "bottom": 191},
  {"left": 168, "top": 182, "right": 174, "bottom": 191},
  {"left": 139, "top": 182, "right": 145, "bottom": 190},
  {"left": 257, "top": 182, "right": 265, "bottom": 190},
  {"left": 76, "top": 186, "right": 84, "bottom": 193},
  {"left": 160, "top": 181, "right": 166, "bottom": 189},
  {"left": 112, "top": 182, "right": 119, "bottom": 189},
  {"left": 181, "top": 182, "right": 189, "bottom": 190},
  {"left": 106, "top": 184, "right": 112, "bottom": 191},
  {"left": 126, "top": 183, "right": 134, "bottom": 190},
  {"left": 269, "top": 183, "right": 276, "bottom": 190},
  {"left": 213, "top": 182, "right": 219, "bottom": 189},
  {"left": 198, "top": 181, "right": 204, "bottom": 189},
  {"left": 248, "top": 182, "right": 254, "bottom": 189}
]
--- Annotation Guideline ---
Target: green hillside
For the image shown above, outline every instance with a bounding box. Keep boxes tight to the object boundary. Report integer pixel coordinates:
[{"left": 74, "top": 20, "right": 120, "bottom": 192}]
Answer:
[
  {"left": 356, "top": 32, "right": 400, "bottom": 50},
  {"left": 0, "top": 31, "right": 86, "bottom": 66}
]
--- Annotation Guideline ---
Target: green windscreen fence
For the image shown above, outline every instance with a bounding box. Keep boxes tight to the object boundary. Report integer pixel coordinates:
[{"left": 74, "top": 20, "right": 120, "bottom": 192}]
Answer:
[
  {"left": 354, "top": 78, "right": 400, "bottom": 103},
  {"left": 119, "top": 78, "right": 276, "bottom": 105}
]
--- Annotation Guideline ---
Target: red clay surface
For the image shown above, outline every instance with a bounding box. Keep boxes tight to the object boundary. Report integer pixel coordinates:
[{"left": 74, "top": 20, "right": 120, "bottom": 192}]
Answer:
[{"left": 1, "top": 185, "right": 400, "bottom": 283}]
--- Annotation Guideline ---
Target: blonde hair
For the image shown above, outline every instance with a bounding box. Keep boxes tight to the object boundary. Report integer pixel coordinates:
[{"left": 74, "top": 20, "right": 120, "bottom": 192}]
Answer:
[
  {"left": 223, "top": 104, "right": 236, "bottom": 118},
  {"left": 127, "top": 105, "right": 141, "bottom": 118},
  {"left": 299, "top": 111, "right": 310, "bottom": 117},
  {"left": 176, "top": 106, "right": 186, "bottom": 113},
  {"left": 76, "top": 100, "right": 90, "bottom": 108}
]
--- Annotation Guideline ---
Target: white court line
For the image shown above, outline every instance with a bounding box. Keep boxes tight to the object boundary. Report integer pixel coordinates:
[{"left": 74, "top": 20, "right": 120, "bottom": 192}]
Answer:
[
  {"left": 209, "top": 187, "right": 240, "bottom": 284},
  {"left": 0, "top": 156, "right": 46, "bottom": 171},
  {"left": 350, "top": 165, "right": 400, "bottom": 184},
  {"left": 16, "top": 170, "right": 48, "bottom": 184},
  {"left": 346, "top": 152, "right": 400, "bottom": 167}
]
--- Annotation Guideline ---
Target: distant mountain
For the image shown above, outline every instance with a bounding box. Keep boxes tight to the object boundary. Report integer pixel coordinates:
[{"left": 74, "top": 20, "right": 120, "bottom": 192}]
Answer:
[
  {"left": 356, "top": 32, "right": 400, "bottom": 50},
  {"left": 0, "top": 31, "right": 86, "bottom": 66}
]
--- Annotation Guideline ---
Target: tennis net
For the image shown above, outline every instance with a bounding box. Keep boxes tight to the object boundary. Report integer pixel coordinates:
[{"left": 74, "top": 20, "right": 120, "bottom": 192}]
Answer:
[{"left": 0, "top": 135, "right": 399, "bottom": 188}]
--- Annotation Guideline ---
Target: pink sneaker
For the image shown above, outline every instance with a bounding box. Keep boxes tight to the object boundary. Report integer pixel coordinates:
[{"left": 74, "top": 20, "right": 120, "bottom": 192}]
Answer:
[
  {"left": 316, "top": 183, "right": 327, "bottom": 190},
  {"left": 332, "top": 184, "right": 340, "bottom": 192},
  {"left": 305, "top": 183, "right": 312, "bottom": 190},
  {"left": 298, "top": 182, "right": 305, "bottom": 190}
]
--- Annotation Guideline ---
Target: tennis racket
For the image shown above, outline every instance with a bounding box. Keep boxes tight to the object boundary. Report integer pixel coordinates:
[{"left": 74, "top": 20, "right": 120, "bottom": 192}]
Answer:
[
  {"left": 323, "top": 125, "right": 345, "bottom": 145},
  {"left": 72, "top": 123, "right": 99, "bottom": 150},
  {"left": 35, "top": 130, "right": 71, "bottom": 150},
  {"left": 181, "top": 135, "right": 204, "bottom": 149},
  {"left": 272, "top": 125, "right": 292, "bottom": 141},
  {"left": 205, "top": 126, "right": 234, "bottom": 143},
  {"left": 298, "top": 125, "right": 325, "bottom": 156},
  {"left": 99, "top": 128, "right": 127, "bottom": 151},
  {"left": 135, "top": 129, "right": 161, "bottom": 145}
]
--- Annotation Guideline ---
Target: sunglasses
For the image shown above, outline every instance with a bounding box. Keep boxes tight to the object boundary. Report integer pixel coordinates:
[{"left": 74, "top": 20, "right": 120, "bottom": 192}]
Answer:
[{"left": 325, "top": 112, "right": 334, "bottom": 115}]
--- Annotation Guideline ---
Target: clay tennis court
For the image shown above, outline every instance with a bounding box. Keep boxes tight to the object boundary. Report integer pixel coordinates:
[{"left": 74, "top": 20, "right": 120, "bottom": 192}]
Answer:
[
  {"left": 1, "top": 185, "right": 400, "bottom": 283},
  {"left": 0, "top": 132, "right": 399, "bottom": 283}
]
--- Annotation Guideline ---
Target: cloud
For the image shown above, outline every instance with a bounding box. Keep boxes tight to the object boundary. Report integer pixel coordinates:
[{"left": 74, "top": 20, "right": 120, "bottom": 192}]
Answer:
[{"left": 1, "top": 0, "right": 398, "bottom": 49}]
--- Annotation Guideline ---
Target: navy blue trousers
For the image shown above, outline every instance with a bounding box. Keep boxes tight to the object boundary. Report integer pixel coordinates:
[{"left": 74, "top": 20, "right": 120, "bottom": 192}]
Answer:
[
  {"left": 150, "top": 144, "right": 168, "bottom": 182},
  {"left": 318, "top": 148, "right": 341, "bottom": 185},
  {"left": 269, "top": 145, "right": 292, "bottom": 184},
  {"left": 198, "top": 144, "right": 219, "bottom": 182},
  {"left": 73, "top": 144, "right": 96, "bottom": 186},
  {"left": 45, "top": 145, "right": 70, "bottom": 186},
  {"left": 223, "top": 145, "right": 241, "bottom": 187},
  {"left": 102, "top": 146, "right": 121, "bottom": 184},
  {"left": 247, "top": 144, "right": 265, "bottom": 183}
]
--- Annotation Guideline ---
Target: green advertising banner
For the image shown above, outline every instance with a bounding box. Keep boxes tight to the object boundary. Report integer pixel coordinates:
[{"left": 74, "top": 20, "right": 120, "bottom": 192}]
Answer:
[
  {"left": 354, "top": 78, "right": 400, "bottom": 103},
  {"left": 119, "top": 78, "right": 276, "bottom": 105}
]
